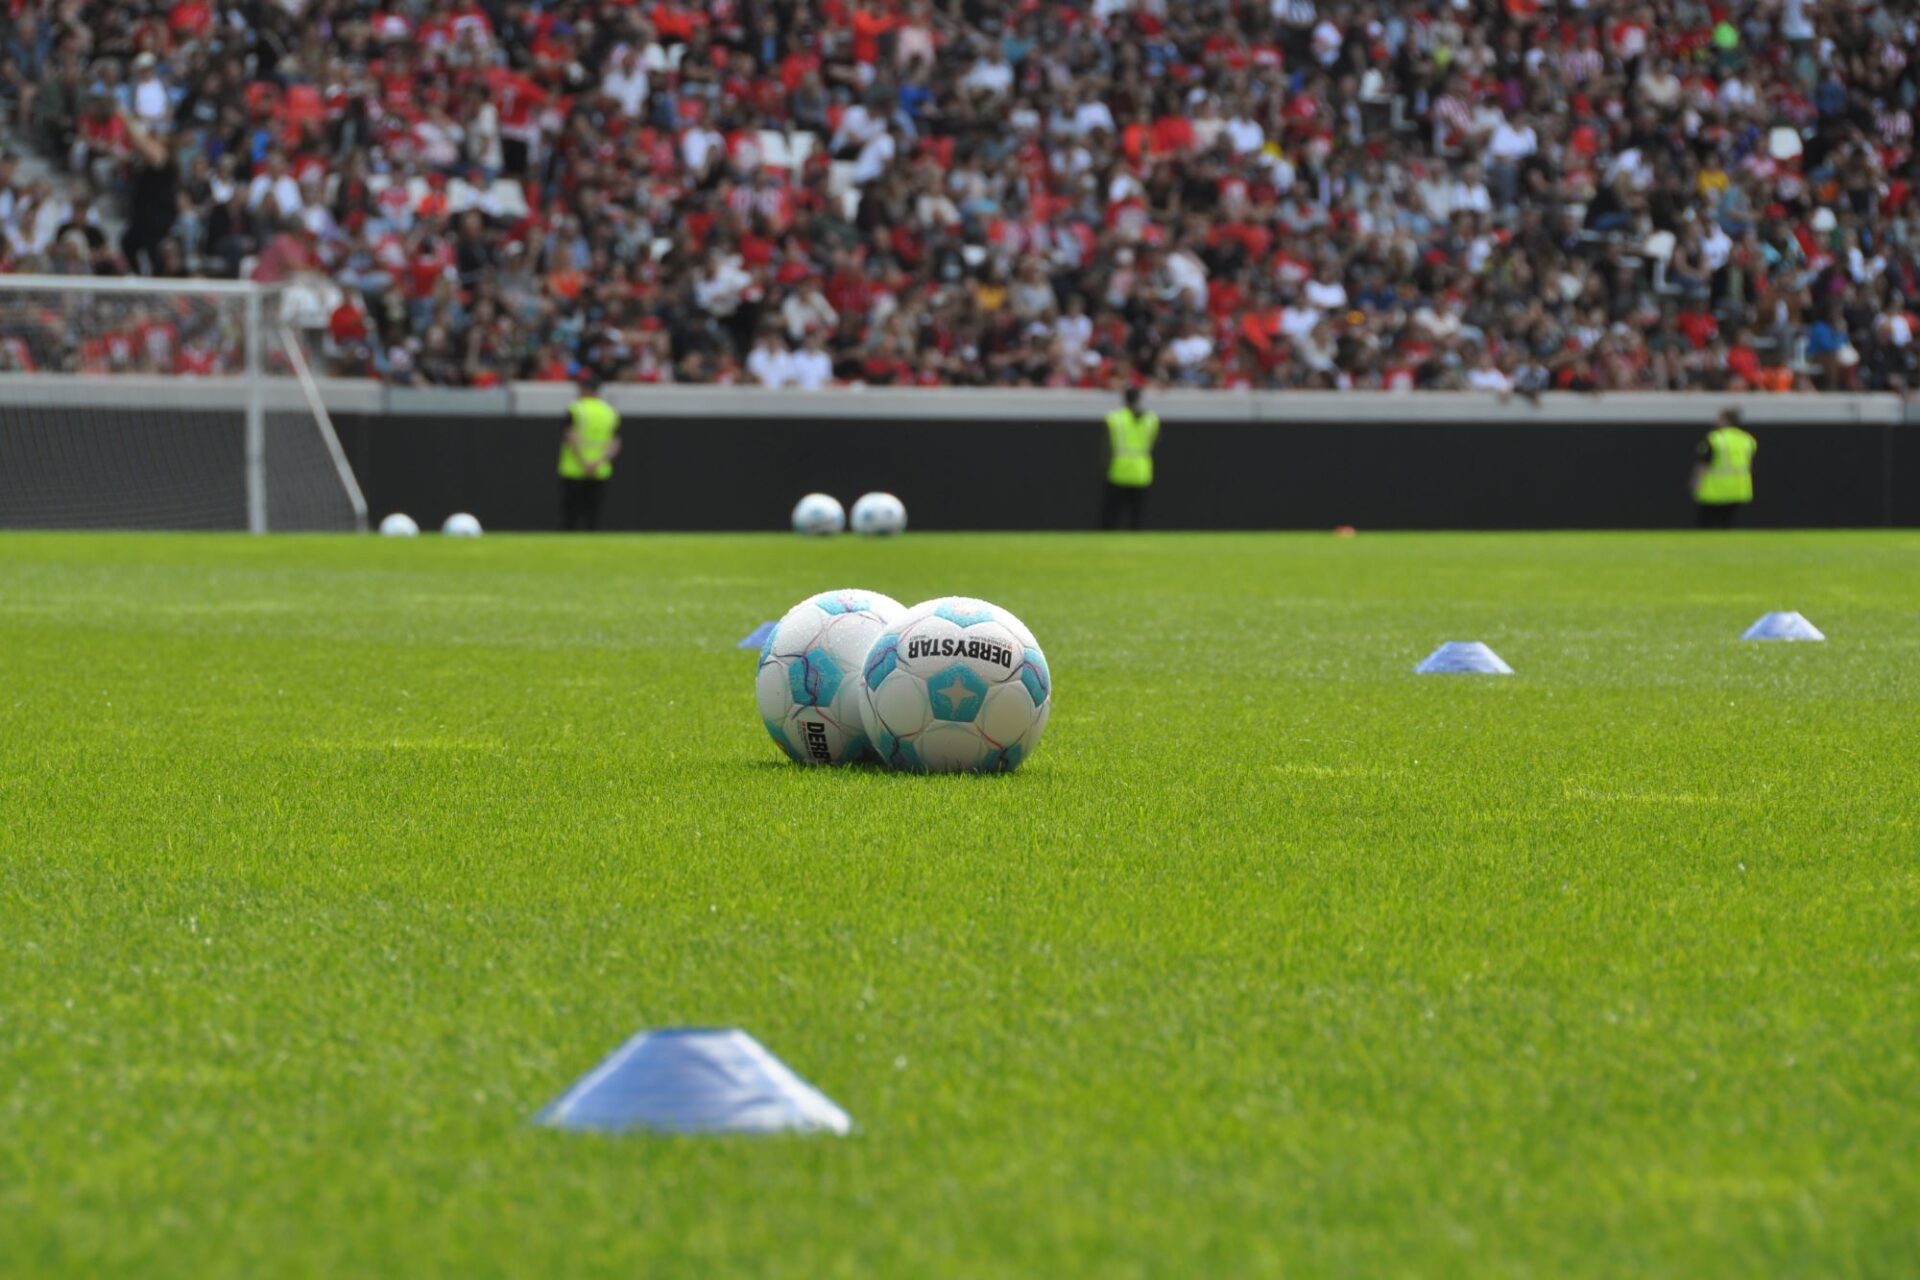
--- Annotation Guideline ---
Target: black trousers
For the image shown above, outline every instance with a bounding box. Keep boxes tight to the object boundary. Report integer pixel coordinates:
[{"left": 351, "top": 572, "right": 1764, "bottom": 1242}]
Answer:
[
  {"left": 1102, "top": 482, "right": 1148, "bottom": 531},
  {"left": 502, "top": 135, "right": 530, "bottom": 179},
  {"left": 1696, "top": 502, "right": 1739, "bottom": 529},
  {"left": 562, "top": 478, "right": 609, "bottom": 531}
]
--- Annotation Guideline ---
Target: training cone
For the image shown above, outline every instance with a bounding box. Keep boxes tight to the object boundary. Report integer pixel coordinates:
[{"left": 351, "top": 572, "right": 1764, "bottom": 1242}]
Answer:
[
  {"left": 535, "top": 1028, "right": 852, "bottom": 1136},
  {"left": 1415, "top": 641, "right": 1514, "bottom": 675},
  {"left": 1742, "top": 611, "right": 1825, "bottom": 641},
  {"left": 738, "top": 620, "right": 778, "bottom": 649}
]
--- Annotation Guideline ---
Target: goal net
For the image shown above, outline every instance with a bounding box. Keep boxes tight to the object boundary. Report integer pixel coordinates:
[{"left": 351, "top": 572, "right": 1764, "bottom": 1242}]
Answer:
[{"left": 0, "top": 276, "right": 367, "bottom": 532}]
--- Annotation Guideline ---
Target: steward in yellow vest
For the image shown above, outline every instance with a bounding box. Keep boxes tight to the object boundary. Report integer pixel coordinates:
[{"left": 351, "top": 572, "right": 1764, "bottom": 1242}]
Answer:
[
  {"left": 560, "top": 373, "right": 622, "bottom": 531},
  {"left": 1102, "top": 387, "right": 1160, "bottom": 531},
  {"left": 1693, "top": 407, "right": 1756, "bottom": 529}
]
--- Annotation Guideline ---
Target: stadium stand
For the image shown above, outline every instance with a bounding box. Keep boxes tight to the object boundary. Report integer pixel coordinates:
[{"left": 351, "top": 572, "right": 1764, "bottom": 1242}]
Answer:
[{"left": 0, "top": 0, "right": 1915, "bottom": 391}]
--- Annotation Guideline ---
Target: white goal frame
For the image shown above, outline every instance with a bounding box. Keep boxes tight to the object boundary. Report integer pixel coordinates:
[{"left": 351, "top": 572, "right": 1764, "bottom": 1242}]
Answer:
[{"left": 0, "top": 274, "right": 368, "bottom": 533}]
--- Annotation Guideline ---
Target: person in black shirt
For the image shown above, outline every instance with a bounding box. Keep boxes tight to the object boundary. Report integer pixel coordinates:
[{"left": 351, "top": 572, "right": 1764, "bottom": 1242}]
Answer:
[
  {"left": 120, "top": 110, "right": 177, "bottom": 275},
  {"left": 453, "top": 210, "right": 496, "bottom": 289}
]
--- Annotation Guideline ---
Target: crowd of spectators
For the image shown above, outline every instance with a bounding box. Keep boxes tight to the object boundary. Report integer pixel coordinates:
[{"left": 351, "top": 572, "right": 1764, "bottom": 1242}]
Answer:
[{"left": 1, "top": 0, "right": 1917, "bottom": 391}]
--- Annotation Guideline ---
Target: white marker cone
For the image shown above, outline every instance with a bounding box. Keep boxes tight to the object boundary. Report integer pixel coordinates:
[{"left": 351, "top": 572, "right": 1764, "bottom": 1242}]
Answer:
[
  {"left": 1742, "top": 612, "right": 1825, "bottom": 641},
  {"left": 536, "top": 1028, "right": 851, "bottom": 1136},
  {"left": 1415, "top": 641, "right": 1514, "bottom": 674}
]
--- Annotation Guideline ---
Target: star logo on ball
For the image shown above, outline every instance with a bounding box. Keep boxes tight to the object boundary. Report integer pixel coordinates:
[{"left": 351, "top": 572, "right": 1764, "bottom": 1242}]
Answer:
[
  {"left": 937, "top": 675, "right": 976, "bottom": 714},
  {"left": 927, "top": 663, "right": 988, "bottom": 723}
]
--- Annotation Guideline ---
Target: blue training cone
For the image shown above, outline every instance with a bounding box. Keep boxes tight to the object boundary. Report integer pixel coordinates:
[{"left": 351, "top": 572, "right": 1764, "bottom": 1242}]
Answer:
[
  {"left": 1415, "top": 641, "right": 1514, "bottom": 675},
  {"left": 738, "top": 620, "right": 778, "bottom": 649},
  {"left": 536, "top": 1027, "right": 852, "bottom": 1136},
  {"left": 1742, "top": 611, "right": 1825, "bottom": 641}
]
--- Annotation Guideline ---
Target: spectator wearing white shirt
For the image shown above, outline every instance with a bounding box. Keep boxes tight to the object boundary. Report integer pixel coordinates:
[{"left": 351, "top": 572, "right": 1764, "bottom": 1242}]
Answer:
[
  {"left": 1189, "top": 93, "right": 1226, "bottom": 152},
  {"left": 681, "top": 124, "right": 725, "bottom": 180},
  {"left": 782, "top": 280, "right": 839, "bottom": 343},
  {"left": 1485, "top": 115, "right": 1537, "bottom": 162},
  {"left": 895, "top": 1, "right": 937, "bottom": 69},
  {"left": 790, "top": 332, "right": 834, "bottom": 389},
  {"left": 913, "top": 177, "right": 960, "bottom": 230},
  {"left": 831, "top": 100, "right": 886, "bottom": 157},
  {"left": 1465, "top": 347, "right": 1513, "bottom": 392},
  {"left": 298, "top": 172, "right": 338, "bottom": 241},
  {"left": 1049, "top": 139, "right": 1095, "bottom": 179},
  {"left": 1278, "top": 289, "right": 1322, "bottom": 344},
  {"left": 247, "top": 152, "right": 304, "bottom": 219},
  {"left": 1304, "top": 266, "right": 1348, "bottom": 312},
  {"left": 1161, "top": 318, "right": 1215, "bottom": 380},
  {"left": 746, "top": 328, "right": 797, "bottom": 388},
  {"left": 1448, "top": 163, "right": 1493, "bottom": 217},
  {"left": 1719, "top": 74, "right": 1758, "bottom": 116},
  {"left": 413, "top": 107, "right": 465, "bottom": 170},
  {"left": 1009, "top": 256, "right": 1059, "bottom": 321},
  {"left": 1160, "top": 241, "right": 1209, "bottom": 311},
  {"left": 1700, "top": 219, "right": 1733, "bottom": 273},
  {"left": 1636, "top": 58, "right": 1683, "bottom": 111},
  {"left": 1466, "top": 99, "right": 1507, "bottom": 142},
  {"left": 130, "top": 53, "right": 170, "bottom": 128},
  {"left": 1273, "top": 0, "right": 1315, "bottom": 28},
  {"left": 21, "top": 183, "right": 75, "bottom": 258},
  {"left": 1782, "top": 0, "right": 1815, "bottom": 42},
  {"left": 1311, "top": 17, "right": 1344, "bottom": 66},
  {"left": 463, "top": 84, "right": 503, "bottom": 174},
  {"left": 960, "top": 46, "right": 1014, "bottom": 99},
  {"left": 1483, "top": 112, "right": 1538, "bottom": 210},
  {"left": 1223, "top": 101, "right": 1265, "bottom": 155},
  {"left": 639, "top": 34, "right": 678, "bottom": 74},
  {"left": 693, "top": 250, "right": 753, "bottom": 318},
  {"left": 1073, "top": 95, "right": 1115, "bottom": 139},
  {"left": 1055, "top": 293, "right": 1093, "bottom": 362},
  {"left": 602, "top": 49, "right": 649, "bottom": 118},
  {"left": 850, "top": 129, "right": 897, "bottom": 185},
  {"left": 1046, "top": 88, "right": 1081, "bottom": 141}
]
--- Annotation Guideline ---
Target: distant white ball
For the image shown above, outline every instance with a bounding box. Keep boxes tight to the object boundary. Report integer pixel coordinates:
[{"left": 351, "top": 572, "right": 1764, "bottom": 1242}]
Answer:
[
  {"left": 442, "top": 512, "right": 483, "bottom": 537},
  {"left": 791, "top": 493, "right": 846, "bottom": 536},
  {"left": 756, "top": 588, "right": 907, "bottom": 764},
  {"left": 859, "top": 596, "right": 1051, "bottom": 773},
  {"left": 850, "top": 491, "right": 908, "bottom": 537},
  {"left": 379, "top": 513, "right": 419, "bottom": 537}
]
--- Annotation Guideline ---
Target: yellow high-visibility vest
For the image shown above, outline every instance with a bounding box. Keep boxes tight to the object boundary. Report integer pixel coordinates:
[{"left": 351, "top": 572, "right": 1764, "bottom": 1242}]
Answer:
[
  {"left": 1697, "top": 425, "right": 1757, "bottom": 505},
  {"left": 559, "top": 396, "right": 621, "bottom": 480},
  {"left": 1106, "top": 408, "right": 1160, "bottom": 487}
]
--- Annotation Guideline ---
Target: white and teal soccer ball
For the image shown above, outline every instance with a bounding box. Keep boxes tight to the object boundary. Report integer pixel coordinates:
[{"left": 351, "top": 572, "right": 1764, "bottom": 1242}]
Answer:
[
  {"left": 756, "top": 588, "right": 907, "bottom": 764},
  {"left": 791, "top": 493, "right": 846, "bottom": 536},
  {"left": 850, "top": 491, "right": 907, "bottom": 536},
  {"left": 442, "top": 512, "right": 482, "bottom": 537},
  {"left": 379, "top": 513, "right": 419, "bottom": 537},
  {"left": 859, "top": 597, "right": 1051, "bottom": 773}
]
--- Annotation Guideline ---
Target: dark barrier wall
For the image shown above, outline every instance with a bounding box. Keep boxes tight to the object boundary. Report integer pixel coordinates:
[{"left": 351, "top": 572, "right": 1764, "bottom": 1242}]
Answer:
[{"left": 334, "top": 414, "right": 1917, "bottom": 532}]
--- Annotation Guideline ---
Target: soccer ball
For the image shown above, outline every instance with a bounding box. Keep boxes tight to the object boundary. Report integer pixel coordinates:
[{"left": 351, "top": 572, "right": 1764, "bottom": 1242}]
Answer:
[
  {"left": 791, "top": 493, "right": 846, "bottom": 536},
  {"left": 442, "top": 512, "right": 483, "bottom": 537},
  {"left": 756, "top": 588, "right": 907, "bottom": 764},
  {"left": 850, "top": 491, "right": 908, "bottom": 536},
  {"left": 859, "top": 596, "right": 1051, "bottom": 773},
  {"left": 379, "top": 513, "right": 419, "bottom": 537}
]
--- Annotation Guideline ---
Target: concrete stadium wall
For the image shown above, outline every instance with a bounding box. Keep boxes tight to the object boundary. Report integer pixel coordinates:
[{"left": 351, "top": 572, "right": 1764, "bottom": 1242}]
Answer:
[{"left": 2, "top": 380, "right": 1915, "bottom": 530}]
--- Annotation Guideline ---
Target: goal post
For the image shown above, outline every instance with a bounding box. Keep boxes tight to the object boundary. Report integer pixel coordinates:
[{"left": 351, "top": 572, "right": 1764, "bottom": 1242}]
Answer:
[{"left": 0, "top": 274, "right": 368, "bottom": 533}]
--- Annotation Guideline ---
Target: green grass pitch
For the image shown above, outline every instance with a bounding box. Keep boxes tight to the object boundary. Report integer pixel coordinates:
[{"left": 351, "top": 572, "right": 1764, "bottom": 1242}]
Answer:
[{"left": 2, "top": 530, "right": 1917, "bottom": 1278}]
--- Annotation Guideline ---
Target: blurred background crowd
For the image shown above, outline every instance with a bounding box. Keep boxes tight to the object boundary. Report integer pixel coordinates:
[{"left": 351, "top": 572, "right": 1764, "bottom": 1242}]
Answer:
[{"left": 0, "top": 0, "right": 1916, "bottom": 391}]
